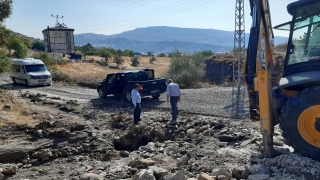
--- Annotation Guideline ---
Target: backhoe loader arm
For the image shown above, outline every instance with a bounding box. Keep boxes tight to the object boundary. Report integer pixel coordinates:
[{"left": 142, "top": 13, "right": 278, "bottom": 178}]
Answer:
[{"left": 245, "top": 0, "right": 279, "bottom": 158}]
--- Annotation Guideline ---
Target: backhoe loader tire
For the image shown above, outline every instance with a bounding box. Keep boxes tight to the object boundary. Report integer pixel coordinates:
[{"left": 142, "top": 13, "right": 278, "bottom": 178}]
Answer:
[{"left": 280, "top": 85, "right": 320, "bottom": 161}]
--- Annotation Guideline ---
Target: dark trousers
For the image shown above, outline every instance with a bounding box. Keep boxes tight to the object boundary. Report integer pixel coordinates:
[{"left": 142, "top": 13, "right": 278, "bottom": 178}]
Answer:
[
  {"left": 170, "top": 96, "right": 179, "bottom": 121},
  {"left": 134, "top": 103, "right": 141, "bottom": 124}
]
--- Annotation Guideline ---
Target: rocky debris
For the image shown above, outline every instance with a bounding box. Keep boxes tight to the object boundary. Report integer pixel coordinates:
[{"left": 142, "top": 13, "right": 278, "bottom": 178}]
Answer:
[
  {"left": 129, "top": 158, "right": 157, "bottom": 167},
  {"left": 247, "top": 174, "right": 270, "bottom": 180},
  {"left": 198, "top": 173, "right": 214, "bottom": 180},
  {"left": 2, "top": 164, "right": 18, "bottom": 175},
  {"left": 211, "top": 169, "right": 232, "bottom": 180},
  {"left": 249, "top": 164, "right": 271, "bottom": 176},
  {"left": 32, "top": 149, "right": 53, "bottom": 161},
  {"left": 80, "top": 173, "right": 101, "bottom": 180},
  {"left": 0, "top": 174, "right": 4, "bottom": 180},
  {"left": 167, "top": 171, "right": 186, "bottom": 180},
  {"left": 120, "top": 150, "right": 130, "bottom": 157},
  {"left": 102, "top": 151, "right": 120, "bottom": 161},
  {"left": 2, "top": 85, "right": 320, "bottom": 180},
  {"left": 132, "top": 169, "right": 156, "bottom": 180},
  {"left": 1, "top": 102, "right": 12, "bottom": 110},
  {"left": 149, "top": 166, "right": 168, "bottom": 179},
  {"left": 231, "top": 166, "right": 249, "bottom": 179}
]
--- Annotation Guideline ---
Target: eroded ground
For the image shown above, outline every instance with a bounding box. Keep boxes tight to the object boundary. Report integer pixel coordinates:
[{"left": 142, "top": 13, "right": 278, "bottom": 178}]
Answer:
[{"left": 0, "top": 77, "right": 320, "bottom": 180}]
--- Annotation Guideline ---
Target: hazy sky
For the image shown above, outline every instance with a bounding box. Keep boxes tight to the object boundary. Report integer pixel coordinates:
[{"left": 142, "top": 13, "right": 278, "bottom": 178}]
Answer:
[{"left": 5, "top": 0, "right": 295, "bottom": 39}]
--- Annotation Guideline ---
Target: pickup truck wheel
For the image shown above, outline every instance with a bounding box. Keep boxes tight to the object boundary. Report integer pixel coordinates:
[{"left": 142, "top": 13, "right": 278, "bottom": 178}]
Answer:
[
  {"left": 12, "top": 78, "right": 17, "bottom": 84},
  {"left": 124, "top": 90, "right": 132, "bottom": 103},
  {"left": 25, "top": 80, "right": 30, "bottom": 87},
  {"left": 152, "top": 94, "right": 160, "bottom": 99},
  {"left": 98, "top": 88, "right": 106, "bottom": 99}
]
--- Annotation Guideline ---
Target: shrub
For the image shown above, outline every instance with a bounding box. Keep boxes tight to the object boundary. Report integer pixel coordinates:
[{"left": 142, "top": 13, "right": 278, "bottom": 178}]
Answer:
[
  {"left": 113, "top": 55, "right": 124, "bottom": 67},
  {"left": 149, "top": 56, "right": 156, "bottom": 64},
  {"left": 131, "top": 56, "right": 140, "bottom": 67},
  {"left": 100, "top": 49, "right": 112, "bottom": 65},
  {"left": 52, "top": 71, "right": 73, "bottom": 84},
  {"left": 164, "top": 54, "right": 205, "bottom": 89},
  {"left": 8, "top": 38, "right": 28, "bottom": 58},
  {"left": 0, "top": 48, "right": 10, "bottom": 73},
  {"left": 32, "top": 41, "right": 45, "bottom": 51},
  {"left": 32, "top": 52, "right": 55, "bottom": 68}
]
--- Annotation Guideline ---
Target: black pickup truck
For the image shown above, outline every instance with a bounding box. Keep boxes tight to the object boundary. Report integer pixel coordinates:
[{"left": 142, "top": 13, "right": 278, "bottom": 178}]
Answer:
[{"left": 97, "top": 69, "right": 167, "bottom": 102}]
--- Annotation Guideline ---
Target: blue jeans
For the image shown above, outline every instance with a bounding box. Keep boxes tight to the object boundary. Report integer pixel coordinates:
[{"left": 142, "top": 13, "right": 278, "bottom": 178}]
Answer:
[
  {"left": 134, "top": 103, "right": 141, "bottom": 124},
  {"left": 170, "top": 96, "right": 179, "bottom": 121}
]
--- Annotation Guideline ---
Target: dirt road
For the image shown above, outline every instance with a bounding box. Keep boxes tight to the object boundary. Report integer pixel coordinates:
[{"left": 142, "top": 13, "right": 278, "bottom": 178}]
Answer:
[{"left": 0, "top": 73, "right": 240, "bottom": 118}]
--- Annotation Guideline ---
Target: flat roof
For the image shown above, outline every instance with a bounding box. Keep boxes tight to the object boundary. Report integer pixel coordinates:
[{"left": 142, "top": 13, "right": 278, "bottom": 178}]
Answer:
[{"left": 11, "top": 58, "right": 44, "bottom": 65}]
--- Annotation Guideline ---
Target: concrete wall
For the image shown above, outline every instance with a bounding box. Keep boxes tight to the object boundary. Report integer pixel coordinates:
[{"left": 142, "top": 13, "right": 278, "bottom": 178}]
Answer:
[{"left": 42, "top": 29, "right": 75, "bottom": 54}]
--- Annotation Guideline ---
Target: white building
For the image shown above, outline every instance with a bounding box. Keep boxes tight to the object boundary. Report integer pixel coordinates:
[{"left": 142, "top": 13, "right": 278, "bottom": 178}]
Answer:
[{"left": 42, "top": 23, "right": 75, "bottom": 54}]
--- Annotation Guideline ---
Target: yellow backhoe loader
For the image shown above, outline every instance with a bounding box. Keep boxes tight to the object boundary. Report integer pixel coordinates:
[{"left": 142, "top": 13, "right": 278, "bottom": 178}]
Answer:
[{"left": 245, "top": 0, "right": 320, "bottom": 161}]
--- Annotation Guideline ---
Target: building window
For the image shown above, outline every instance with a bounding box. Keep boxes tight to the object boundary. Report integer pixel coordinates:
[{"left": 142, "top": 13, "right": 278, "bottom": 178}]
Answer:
[
  {"left": 66, "top": 32, "right": 70, "bottom": 37},
  {"left": 67, "top": 50, "right": 71, "bottom": 54},
  {"left": 67, "top": 44, "right": 71, "bottom": 49},
  {"left": 66, "top": 38, "right": 71, "bottom": 43}
]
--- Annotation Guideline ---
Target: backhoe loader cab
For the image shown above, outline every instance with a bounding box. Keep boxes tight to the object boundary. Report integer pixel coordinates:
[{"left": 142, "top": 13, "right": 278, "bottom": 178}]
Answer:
[
  {"left": 275, "top": 0, "right": 320, "bottom": 90},
  {"left": 272, "top": 0, "right": 320, "bottom": 161}
]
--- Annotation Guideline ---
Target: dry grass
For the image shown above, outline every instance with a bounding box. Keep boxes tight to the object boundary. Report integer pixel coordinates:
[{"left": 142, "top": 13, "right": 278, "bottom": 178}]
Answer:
[
  {"left": 56, "top": 56, "right": 171, "bottom": 80},
  {"left": 0, "top": 91, "right": 38, "bottom": 127}
]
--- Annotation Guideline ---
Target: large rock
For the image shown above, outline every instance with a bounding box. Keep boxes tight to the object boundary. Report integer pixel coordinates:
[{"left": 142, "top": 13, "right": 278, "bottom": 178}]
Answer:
[
  {"left": 149, "top": 166, "right": 168, "bottom": 179},
  {"left": 249, "top": 164, "right": 271, "bottom": 175},
  {"left": 129, "top": 158, "right": 157, "bottom": 167},
  {"left": 211, "top": 169, "right": 231, "bottom": 179},
  {"left": 2, "top": 164, "right": 18, "bottom": 175},
  {"left": 247, "top": 174, "right": 270, "bottom": 180},
  {"left": 38, "top": 149, "right": 52, "bottom": 160},
  {"left": 167, "top": 171, "right": 187, "bottom": 180},
  {"left": 232, "top": 166, "right": 249, "bottom": 179},
  {"left": 187, "top": 129, "right": 196, "bottom": 137},
  {"left": 80, "top": 173, "right": 101, "bottom": 180},
  {"left": 132, "top": 170, "right": 156, "bottom": 180},
  {"left": 198, "top": 173, "right": 214, "bottom": 180}
]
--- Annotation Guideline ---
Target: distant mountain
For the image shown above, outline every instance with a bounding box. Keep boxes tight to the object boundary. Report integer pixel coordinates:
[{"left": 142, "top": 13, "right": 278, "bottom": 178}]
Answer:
[{"left": 74, "top": 26, "right": 288, "bottom": 54}]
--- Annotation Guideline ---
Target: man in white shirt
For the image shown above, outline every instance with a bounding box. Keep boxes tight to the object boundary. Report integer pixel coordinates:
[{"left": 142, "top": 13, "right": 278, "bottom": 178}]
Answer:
[
  {"left": 131, "top": 84, "right": 142, "bottom": 125},
  {"left": 166, "top": 79, "right": 181, "bottom": 122}
]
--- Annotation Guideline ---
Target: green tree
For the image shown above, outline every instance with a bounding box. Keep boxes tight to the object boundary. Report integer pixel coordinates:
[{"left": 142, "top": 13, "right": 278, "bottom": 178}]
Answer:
[
  {"left": 164, "top": 53, "right": 205, "bottom": 88},
  {"left": 100, "top": 48, "right": 112, "bottom": 65},
  {"left": 131, "top": 56, "right": 140, "bottom": 67},
  {"left": 0, "top": 48, "right": 10, "bottom": 73},
  {"left": 201, "top": 50, "right": 214, "bottom": 57},
  {"left": 168, "top": 50, "right": 183, "bottom": 57},
  {"left": 8, "top": 38, "right": 28, "bottom": 58},
  {"left": 32, "top": 41, "right": 45, "bottom": 51},
  {"left": 157, "top": 53, "right": 166, "bottom": 57},
  {"left": 0, "top": 0, "right": 13, "bottom": 23},
  {"left": 122, "top": 49, "right": 134, "bottom": 57},
  {"left": 0, "top": 25, "right": 11, "bottom": 47},
  {"left": 116, "top": 49, "right": 122, "bottom": 56},
  {"left": 113, "top": 55, "right": 124, "bottom": 68}
]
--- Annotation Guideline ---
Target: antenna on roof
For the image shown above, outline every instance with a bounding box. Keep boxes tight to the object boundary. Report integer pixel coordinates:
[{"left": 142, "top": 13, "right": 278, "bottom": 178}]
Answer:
[{"left": 51, "top": 14, "right": 63, "bottom": 26}]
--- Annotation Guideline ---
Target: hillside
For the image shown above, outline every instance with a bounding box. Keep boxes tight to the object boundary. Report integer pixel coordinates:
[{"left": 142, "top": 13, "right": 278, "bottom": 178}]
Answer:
[{"left": 74, "top": 26, "right": 288, "bottom": 54}]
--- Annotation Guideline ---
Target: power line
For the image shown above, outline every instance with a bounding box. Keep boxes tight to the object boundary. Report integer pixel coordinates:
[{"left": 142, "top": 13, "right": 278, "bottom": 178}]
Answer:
[
  {"left": 71, "top": 0, "right": 208, "bottom": 28},
  {"left": 64, "top": 0, "right": 130, "bottom": 17},
  {"left": 75, "top": 0, "right": 217, "bottom": 31},
  {"left": 109, "top": 0, "right": 217, "bottom": 31},
  {"left": 67, "top": 0, "right": 154, "bottom": 18}
]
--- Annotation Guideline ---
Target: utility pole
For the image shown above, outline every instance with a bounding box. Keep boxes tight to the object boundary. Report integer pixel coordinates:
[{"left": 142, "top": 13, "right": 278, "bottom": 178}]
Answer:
[
  {"left": 232, "top": 0, "right": 246, "bottom": 119},
  {"left": 51, "top": 14, "right": 63, "bottom": 59}
]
